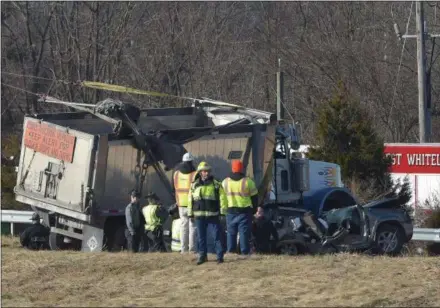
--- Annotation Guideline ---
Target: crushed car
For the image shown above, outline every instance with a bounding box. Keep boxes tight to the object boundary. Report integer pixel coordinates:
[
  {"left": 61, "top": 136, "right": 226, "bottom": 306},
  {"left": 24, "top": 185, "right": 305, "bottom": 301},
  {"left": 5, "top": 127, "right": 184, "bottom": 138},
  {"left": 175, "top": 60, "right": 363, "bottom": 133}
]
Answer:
[{"left": 266, "top": 193, "right": 413, "bottom": 256}]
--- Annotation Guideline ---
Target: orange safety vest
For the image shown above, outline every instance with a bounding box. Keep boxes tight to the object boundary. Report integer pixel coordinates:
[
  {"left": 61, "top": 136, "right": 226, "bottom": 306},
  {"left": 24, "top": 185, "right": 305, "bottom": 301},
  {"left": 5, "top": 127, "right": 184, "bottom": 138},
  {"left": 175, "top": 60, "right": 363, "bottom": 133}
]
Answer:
[{"left": 173, "top": 171, "right": 196, "bottom": 207}]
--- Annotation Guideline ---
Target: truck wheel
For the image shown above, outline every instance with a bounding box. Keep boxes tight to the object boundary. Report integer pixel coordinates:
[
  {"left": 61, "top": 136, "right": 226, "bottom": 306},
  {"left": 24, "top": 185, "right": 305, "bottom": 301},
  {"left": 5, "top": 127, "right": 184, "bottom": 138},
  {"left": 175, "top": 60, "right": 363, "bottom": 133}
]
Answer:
[
  {"left": 374, "top": 223, "right": 404, "bottom": 255},
  {"left": 108, "top": 225, "right": 126, "bottom": 252},
  {"left": 49, "top": 232, "right": 64, "bottom": 250},
  {"left": 279, "top": 243, "right": 299, "bottom": 256}
]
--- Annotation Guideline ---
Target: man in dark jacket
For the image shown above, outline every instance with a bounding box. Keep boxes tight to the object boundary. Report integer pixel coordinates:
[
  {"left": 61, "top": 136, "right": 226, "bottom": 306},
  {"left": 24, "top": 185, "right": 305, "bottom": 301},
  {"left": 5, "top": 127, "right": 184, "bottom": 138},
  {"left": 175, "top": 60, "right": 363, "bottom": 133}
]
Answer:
[
  {"left": 20, "top": 213, "right": 50, "bottom": 250},
  {"left": 125, "top": 189, "right": 143, "bottom": 252},
  {"left": 252, "top": 207, "right": 278, "bottom": 254}
]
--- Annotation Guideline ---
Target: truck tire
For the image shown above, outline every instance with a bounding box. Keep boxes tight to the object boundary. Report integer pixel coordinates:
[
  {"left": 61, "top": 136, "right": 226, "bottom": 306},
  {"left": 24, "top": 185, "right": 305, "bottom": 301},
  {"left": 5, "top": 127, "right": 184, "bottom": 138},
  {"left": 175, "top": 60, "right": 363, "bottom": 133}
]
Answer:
[
  {"left": 374, "top": 223, "right": 405, "bottom": 255},
  {"left": 108, "top": 225, "right": 126, "bottom": 252},
  {"left": 49, "top": 232, "right": 64, "bottom": 250},
  {"left": 279, "top": 242, "right": 299, "bottom": 256}
]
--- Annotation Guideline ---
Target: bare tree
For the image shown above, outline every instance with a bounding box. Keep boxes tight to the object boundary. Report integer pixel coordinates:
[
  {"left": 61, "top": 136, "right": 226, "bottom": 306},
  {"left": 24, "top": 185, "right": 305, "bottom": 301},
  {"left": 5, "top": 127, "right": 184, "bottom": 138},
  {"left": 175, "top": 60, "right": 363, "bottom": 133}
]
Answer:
[{"left": 1, "top": 1, "right": 439, "bottom": 142}]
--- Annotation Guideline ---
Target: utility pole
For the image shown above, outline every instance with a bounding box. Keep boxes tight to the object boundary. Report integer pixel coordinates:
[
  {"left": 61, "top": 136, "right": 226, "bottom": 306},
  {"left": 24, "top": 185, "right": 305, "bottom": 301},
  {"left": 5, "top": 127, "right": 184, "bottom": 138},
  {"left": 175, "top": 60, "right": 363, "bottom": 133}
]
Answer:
[
  {"left": 276, "top": 58, "right": 285, "bottom": 121},
  {"left": 394, "top": 1, "right": 440, "bottom": 143},
  {"left": 416, "top": 1, "right": 428, "bottom": 142}
]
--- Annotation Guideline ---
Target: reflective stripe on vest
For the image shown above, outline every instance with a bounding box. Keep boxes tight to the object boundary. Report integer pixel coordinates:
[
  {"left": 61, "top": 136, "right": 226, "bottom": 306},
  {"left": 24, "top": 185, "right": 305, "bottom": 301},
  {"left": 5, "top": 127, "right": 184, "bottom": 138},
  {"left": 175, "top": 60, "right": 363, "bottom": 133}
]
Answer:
[
  {"left": 193, "top": 210, "right": 220, "bottom": 217},
  {"left": 190, "top": 181, "right": 221, "bottom": 217},
  {"left": 142, "top": 205, "right": 161, "bottom": 231},
  {"left": 171, "top": 219, "right": 182, "bottom": 252},
  {"left": 223, "top": 177, "right": 253, "bottom": 208},
  {"left": 174, "top": 171, "right": 196, "bottom": 207}
]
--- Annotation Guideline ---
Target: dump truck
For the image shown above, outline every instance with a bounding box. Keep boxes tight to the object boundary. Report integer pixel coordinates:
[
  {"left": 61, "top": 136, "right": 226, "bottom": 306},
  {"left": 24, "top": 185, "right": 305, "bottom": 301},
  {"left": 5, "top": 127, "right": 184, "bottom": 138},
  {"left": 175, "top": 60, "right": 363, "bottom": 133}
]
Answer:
[{"left": 14, "top": 95, "right": 346, "bottom": 252}]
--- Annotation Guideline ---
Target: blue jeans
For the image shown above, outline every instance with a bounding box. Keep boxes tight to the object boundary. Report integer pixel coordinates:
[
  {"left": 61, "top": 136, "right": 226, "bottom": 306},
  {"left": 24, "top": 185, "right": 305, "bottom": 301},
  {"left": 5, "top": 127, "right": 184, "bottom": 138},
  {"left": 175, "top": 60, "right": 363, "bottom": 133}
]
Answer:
[
  {"left": 195, "top": 217, "right": 224, "bottom": 261},
  {"left": 226, "top": 213, "right": 252, "bottom": 255}
]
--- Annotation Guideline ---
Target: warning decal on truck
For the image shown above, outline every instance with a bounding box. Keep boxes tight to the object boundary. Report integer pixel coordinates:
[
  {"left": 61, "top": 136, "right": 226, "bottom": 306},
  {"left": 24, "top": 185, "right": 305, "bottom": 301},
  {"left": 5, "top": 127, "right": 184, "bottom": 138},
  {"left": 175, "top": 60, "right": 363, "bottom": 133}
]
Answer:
[{"left": 24, "top": 121, "right": 76, "bottom": 163}]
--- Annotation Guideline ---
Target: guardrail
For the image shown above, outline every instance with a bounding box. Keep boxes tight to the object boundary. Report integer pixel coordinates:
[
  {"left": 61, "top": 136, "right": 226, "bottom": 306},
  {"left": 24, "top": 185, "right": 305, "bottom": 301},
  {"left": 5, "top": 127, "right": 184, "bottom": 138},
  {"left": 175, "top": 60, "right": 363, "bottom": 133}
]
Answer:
[
  {"left": 1, "top": 210, "right": 440, "bottom": 243},
  {"left": 1, "top": 210, "right": 34, "bottom": 235},
  {"left": 412, "top": 227, "right": 440, "bottom": 243}
]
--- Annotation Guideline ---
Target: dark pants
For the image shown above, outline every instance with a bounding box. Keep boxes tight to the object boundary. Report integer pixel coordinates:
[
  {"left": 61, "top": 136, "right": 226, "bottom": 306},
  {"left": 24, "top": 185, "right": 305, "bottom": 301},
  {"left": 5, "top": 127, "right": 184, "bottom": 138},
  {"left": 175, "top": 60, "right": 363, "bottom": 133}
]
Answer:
[
  {"left": 253, "top": 240, "right": 274, "bottom": 254},
  {"left": 144, "top": 227, "right": 166, "bottom": 252},
  {"left": 125, "top": 229, "right": 142, "bottom": 252},
  {"left": 227, "top": 213, "right": 252, "bottom": 255},
  {"left": 207, "top": 218, "right": 227, "bottom": 254},
  {"left": 195, "top": 216, "right": 224, "bottom": 261}
]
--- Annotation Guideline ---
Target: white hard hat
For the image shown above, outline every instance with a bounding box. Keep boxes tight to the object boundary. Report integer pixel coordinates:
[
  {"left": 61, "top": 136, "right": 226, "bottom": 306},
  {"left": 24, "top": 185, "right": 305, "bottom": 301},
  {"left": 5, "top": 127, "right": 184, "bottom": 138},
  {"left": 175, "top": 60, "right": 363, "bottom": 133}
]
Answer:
[{"left": 182, "top": 152, "right": 194, "bottom": 162}]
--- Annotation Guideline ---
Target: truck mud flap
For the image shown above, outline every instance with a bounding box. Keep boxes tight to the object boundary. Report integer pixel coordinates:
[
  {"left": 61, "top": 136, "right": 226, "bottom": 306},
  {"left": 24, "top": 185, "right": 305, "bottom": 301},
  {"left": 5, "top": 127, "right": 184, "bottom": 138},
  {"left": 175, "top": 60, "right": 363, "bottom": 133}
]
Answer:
[{"left": 81, "top": 225, "right": 104, "bottom": 252}]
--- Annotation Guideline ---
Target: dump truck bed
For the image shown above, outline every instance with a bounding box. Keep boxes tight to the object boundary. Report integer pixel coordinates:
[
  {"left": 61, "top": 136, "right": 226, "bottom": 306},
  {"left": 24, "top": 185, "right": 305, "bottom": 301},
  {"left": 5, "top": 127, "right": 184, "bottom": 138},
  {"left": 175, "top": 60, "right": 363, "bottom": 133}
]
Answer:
[
  {"left": 15, "top": 117, "right": 98, "bottom": 221},
  {"left": 15, "top": 106, "right": 276, "bottom": 222}
]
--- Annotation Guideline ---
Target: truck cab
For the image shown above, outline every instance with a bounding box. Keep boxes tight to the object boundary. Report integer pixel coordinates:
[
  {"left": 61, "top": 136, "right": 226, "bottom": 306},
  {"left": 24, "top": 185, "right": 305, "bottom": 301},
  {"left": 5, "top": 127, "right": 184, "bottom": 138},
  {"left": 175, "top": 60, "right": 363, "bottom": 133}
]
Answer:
[{"left": 266, "top": 122, "right": 356, "bottom": 224}]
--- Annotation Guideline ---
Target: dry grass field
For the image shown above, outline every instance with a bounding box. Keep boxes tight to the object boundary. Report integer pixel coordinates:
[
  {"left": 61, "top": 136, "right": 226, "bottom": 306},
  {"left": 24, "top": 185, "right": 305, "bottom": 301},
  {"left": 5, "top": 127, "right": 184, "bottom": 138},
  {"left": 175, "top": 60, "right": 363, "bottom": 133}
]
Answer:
[{"left": 1, "top": 236, "right": 440, "bottom": 307}]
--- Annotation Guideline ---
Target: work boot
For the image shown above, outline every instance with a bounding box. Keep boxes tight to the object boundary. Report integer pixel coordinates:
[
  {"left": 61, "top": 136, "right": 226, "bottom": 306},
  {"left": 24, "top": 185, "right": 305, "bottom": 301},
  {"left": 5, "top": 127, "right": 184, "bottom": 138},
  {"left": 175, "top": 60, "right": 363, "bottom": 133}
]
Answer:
[
  {"left": 217, "top": 259, "right": 224, "bottom": 264},
  {"left": 197, "top": 257, "right": 207, "bottom": 265}
]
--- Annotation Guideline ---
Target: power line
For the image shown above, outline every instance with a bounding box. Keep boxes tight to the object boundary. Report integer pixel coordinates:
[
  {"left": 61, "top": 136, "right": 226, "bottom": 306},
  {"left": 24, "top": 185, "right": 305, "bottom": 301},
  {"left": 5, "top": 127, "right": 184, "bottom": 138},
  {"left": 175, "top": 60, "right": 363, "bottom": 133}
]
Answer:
[
  {"left": 1, "top": 71, "right": 82, "bottom": 86},
  {"left": 1, "top": 82, "right": 44, "bottom": 116},
  {"left": 389, "top": 2, "right": 414, "bottom": 125},
  {"left": 1, "top": 82, "right": 42, "bottom": 97},
  {"left": 394, "top": 1, "right": 440, "bottom": 142},
  {"left": 1, "top": 71, "right": 55, "bottom": 82}
]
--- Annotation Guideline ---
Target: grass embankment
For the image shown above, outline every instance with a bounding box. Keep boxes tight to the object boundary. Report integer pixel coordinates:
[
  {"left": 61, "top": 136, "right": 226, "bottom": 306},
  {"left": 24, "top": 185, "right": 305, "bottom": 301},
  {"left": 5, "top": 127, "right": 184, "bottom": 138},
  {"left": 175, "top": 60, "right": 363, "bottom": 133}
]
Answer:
[{"left": 1, "top": 236, "right": 439, "bottom": 307}]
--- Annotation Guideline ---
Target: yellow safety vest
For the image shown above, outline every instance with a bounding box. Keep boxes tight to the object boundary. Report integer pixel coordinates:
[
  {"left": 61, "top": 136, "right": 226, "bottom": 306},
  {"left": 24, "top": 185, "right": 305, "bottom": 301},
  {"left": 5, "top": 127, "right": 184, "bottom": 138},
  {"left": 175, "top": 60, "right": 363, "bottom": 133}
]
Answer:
[
  {"left": 171, "top": 218, "right": 182, "bottom": 252},
  {"left": 142, "top": 204, "right": 161, "bottom": 231},
  {"left": 188, "top": 179, "right": 228, "bottom": 217},
  {"left": 173, "top": 171, "right": 196, "bottom": 207},
  {"left": 222, "top": 177, "right": 258, "bottom": 208}
]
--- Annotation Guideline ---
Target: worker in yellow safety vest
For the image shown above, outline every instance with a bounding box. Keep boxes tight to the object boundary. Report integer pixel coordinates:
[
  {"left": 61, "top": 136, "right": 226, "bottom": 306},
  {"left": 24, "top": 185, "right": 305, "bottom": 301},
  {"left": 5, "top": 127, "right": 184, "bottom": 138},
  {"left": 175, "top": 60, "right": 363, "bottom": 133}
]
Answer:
[
  {"left": 171, "top": 218, "right": 182, "bottom": 252},
  {"left": 188, "top": 161, "right": 228, "bottom": 265},
  {"left": 222, "top": 160, "right": 258, "bottom": 255},
  {"left": 142, "top": 193, "right": 168, "bottom": 252},
  {"left": 173, "top": 152, "right": 197, "bottom": 253}
]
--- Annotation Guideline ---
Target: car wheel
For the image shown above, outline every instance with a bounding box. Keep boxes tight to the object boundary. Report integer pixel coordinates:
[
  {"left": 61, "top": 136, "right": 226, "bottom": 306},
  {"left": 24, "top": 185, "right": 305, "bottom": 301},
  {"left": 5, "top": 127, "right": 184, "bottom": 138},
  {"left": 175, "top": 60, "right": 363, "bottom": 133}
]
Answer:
[
  {"left": 279, "top": 243, "right": 299, "bottom": 256},
  {"left": 374, "top": 223, "right": 405, "bottom": 255}
]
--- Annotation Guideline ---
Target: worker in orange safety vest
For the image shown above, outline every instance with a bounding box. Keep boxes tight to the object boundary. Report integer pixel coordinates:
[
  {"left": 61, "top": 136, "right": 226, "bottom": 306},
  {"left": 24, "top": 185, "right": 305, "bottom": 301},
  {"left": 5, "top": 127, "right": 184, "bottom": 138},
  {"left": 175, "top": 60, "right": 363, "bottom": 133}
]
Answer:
[{"left": 222, "top": 160, "right": 258, "bottom": 256}]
